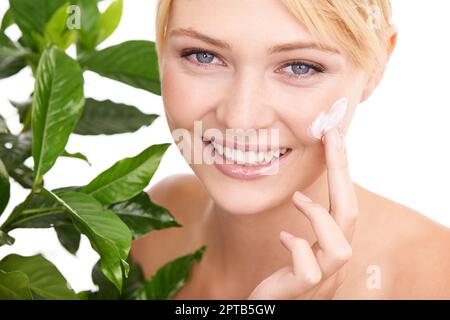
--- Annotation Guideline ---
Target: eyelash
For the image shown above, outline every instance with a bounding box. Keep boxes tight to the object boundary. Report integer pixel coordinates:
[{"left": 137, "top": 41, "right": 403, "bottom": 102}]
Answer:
[{"left": 179, "top": 48, "right": 326, "bottom": 80}]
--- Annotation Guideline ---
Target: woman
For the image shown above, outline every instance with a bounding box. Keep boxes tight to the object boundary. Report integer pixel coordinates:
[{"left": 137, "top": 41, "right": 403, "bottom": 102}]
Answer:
[{"left": 131, "top": 0, "right": 450, "bottom": 299}]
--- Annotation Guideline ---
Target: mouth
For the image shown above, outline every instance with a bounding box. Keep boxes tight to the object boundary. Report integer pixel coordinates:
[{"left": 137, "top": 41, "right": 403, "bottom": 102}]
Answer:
[{"left": 202, "top": 136, "right": 293, "bottom": 180}]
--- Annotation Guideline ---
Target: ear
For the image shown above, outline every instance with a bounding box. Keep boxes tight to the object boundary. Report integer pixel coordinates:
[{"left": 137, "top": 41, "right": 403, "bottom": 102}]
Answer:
[{"left": 360, "top": 24, "right": 398, "bottom": 103}]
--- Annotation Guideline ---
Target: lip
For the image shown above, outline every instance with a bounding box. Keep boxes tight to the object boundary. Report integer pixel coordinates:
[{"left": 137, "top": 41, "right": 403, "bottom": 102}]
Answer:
[{"left": 202, "top": 139, "right": 292, "bottom": 180}]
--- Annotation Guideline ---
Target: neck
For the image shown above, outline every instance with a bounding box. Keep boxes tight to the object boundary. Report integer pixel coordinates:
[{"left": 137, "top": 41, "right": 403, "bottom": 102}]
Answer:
[{"left": 198, "top": 171, "right": 332, "bottom": 297}]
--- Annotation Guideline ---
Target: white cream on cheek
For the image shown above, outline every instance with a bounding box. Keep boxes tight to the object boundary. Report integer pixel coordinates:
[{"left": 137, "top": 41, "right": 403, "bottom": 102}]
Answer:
[{"left": 307, "top": 97, "right": 348, "bottom": 140}]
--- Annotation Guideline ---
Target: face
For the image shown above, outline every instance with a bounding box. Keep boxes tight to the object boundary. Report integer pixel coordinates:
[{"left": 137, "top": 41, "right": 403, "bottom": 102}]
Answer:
[{"left": 160, "top": 0, "right": 372, "bottom": 215}]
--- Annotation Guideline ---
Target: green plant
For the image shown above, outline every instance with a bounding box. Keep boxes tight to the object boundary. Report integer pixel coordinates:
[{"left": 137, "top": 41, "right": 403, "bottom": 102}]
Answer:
[{"left": 0, "top": 0, "right": 205, "bottom": 300}]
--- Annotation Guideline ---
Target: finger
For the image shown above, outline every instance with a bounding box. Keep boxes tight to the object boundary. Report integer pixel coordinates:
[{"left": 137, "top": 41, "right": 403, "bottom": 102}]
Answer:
[
  {"left": 322, "top": 127, "right": 359, "bottom": 241},
  {"left": 292, "top": 193, "right": 352, "bottom": 277},
  {"left": 277, "top": 231, "right": 322, "bottom": 298},
  {"left": 280, "top": 231, "right": 322, "bottom": 278},
  {"left": 248, "top": 232, "right": 322, "bottom": 300}
]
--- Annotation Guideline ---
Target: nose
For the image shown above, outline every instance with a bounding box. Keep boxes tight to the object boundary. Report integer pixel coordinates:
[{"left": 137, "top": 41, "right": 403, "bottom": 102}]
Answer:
[{"left": 215, "top": 68, "right": 275, "bottom": 130}]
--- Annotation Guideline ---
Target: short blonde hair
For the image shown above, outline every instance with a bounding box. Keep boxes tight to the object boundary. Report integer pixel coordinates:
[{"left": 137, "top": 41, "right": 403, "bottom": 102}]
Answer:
[{"left": 155, "top": 0, "right": 393, "bottom": 73}]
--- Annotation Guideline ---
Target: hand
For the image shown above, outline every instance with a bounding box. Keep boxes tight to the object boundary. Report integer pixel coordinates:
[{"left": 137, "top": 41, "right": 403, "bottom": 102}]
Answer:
[{"left": 248, "top": 127, "right": 359, "bottom": 299}]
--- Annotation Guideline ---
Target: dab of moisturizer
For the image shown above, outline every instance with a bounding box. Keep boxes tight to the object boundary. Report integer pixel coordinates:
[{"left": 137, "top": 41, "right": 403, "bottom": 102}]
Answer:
[{"left": 308, "top": 97, "right": 348, "bottom": 140}]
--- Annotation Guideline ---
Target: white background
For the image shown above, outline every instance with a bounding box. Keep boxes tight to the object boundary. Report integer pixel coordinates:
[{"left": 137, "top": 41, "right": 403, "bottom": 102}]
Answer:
[{"left": 0, "top": 0, "right": 449, "bottom": 292}]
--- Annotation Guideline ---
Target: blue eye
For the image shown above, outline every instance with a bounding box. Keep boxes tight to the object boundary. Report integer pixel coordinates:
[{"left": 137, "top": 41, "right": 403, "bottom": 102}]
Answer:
[
  {"left": 179, "top": 48, "right": 325, "bottom": 79},
  {"left": 292, "top": 64, "right": 311, "bottom": 75},
  {"left": 280, "top": 61, "right": 325, "bottom": 79},
  {"left": 194, "top": 52, "right": 215, "bottom": 64},
  {"left": 180, "top": 49, "right": 221, "bottom": 67}
]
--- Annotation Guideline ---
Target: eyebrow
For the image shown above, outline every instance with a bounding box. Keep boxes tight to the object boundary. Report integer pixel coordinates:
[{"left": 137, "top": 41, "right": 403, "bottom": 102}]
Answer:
[{"left": 169, "top": 27, "right": 340, "bottom": 55}]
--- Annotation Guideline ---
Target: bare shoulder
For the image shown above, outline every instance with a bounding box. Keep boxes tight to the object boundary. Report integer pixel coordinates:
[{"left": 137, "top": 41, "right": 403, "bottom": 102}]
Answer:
[
  {"left": 129, "top": 174, "right": 209, "bottom": 278},
  {"left": 390, "top": 203, "right": 450, "bottom": 299},
  {"left": 354, "top": 186, "right": 450, "bottom": 299},
  {"left": 144, "top": 173, "right": 209, "bottom": 225}
]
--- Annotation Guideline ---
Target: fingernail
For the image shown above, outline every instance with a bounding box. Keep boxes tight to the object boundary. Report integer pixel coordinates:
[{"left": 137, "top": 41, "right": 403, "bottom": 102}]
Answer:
[
  {"left": 280, "top": 230, "right": 294, "bottom": 240},
  {"left": 294, "top": 191, "right": 312, "bottom": 203},
  {"left": 321, "top": 125, "right": 334, "bottom": 144}
]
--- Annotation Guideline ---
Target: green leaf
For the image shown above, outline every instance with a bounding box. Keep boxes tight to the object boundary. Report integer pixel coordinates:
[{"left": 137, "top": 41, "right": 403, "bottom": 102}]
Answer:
[
  {"left": 97, "top": 0, "right": 123, "bottom": 44},
  {"left": 0, "top": 55, "right": 26, "bottom": 79},
  {"left": 89, "top": 257, "right": 145, "bottom": 300},
  {"left": 89, "top": 260, "right": 119, "bottom": 299},
  {"left": 60, "top": 150, "right": 91, "bottom": 166},
  {"left": 0, "top": 132, "right": 33, "bottom": 188},
  {"left": 44, "top": 2, "right": 77, "bottom": 50},
  {"left": 120, "top": 258, "right": 146, "bottom": 299},
  {"left": 10, "top": 98, "right": 31, "bottom": 124},
  {"left": 137, "top": 245, "right": 207, "bottom": 300},
  {"left": 1, "top": 9, "right": 14, "bottom": 32},
  {"left": 0, "top": 132, "right": 32, "bottom": 169},
  {"left": 41, "top": 188, "right": 132, "bottom": 291},
  {"left": 0, "top": 230, "right": 15, "bottom": 246},
  {"left": 107, "top": 191, "right": 180, "bottom": 239},
  {"left": 0, "top": 114, "right": 9, "bottom": 134},
  {"left": 79, "top": 40, "right": 161, "bottom": 94},
  {"left": 74, "top": 98, "right": 158, "bottom": 135},
  {"left": 0, "top": 270, "right": 32, "bottom": 299},
  {"left": 0, "top": 32, "right": 28, "bottom": 57},
  {"left": 54, "top": 224, "right": 81, "bottom": 254},
  {"left": 2, "top": 194, "right": 67, "bottom": 231},
  {"left": 1, "top": 186, "right": 79, "bottom": 231},
  {"left": 75, "top": 0, "right": 122, "bottom": 51},
  {"left": 8, "top": 0, "right": 67, "bottom": 51},
  {"left": 81, "top": 143, "right": 170, "bottom": 206},
  {"left": 76, "top": 290, "right": 91, "bottom": 300},
  {"left": 76, "top": 0, "right": 101, "bottom": 51},
  {"left": 6, "top": 206, "right": 68, "bottom": 229},
  {"left": 0, "top": 254, "right": 77, "bottom": 299},
  {"left": 8, "top": 164, "right": 34, "bottom": 189},
  {"left": 32, "top": 45, "right": 84, "bottom": 187},
  {"left": 0, "top": 158, "right": 10, "bottom": 215}
]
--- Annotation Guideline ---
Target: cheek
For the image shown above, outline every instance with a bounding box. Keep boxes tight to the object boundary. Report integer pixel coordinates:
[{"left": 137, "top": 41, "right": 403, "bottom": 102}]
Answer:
[
  {"left": 161, "top": 66, "right": 209, "bottom": 130},
  {"left": 271, "top": 69, "right": 365, "bottom": 145},
  {"left": 269, "top": 79, "right": 345, "bottom": 142},
  {"left": 276, "top": 98, "right": 337, "bottom": 146}
]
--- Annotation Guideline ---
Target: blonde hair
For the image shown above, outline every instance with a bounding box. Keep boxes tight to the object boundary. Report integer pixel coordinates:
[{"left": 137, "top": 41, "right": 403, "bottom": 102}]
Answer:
[{"left": 155, "top": 0, "right": 393, "bottom": 73}]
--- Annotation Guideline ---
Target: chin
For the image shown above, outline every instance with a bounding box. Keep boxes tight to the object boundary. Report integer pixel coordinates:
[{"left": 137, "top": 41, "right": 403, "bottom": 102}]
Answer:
[{"left": 200, "top": 177, "right": 286, "bottom": 215}]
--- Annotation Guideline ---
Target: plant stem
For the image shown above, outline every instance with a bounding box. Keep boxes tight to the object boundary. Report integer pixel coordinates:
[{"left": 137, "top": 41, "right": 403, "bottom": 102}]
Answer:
[
  {"left": 1, "top": 182, "right": 42, "bottom": 230},
  {"left": 20, "top": 206, "right": 62, "bottom": 215},
  {"left": 0, "top": 190, "right": 35, "bottom": 230},
  {"left": 20, "top": 107, "right": 32, "bottom": 133}
]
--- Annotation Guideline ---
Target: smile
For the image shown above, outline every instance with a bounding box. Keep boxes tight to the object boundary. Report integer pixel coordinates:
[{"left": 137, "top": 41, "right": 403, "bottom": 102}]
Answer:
[
  {"left": 211, "top": 141, "right": 289, "bottom": 166},
  {"left": 202, "top": 137, "right": 293, "bottom": 180}
]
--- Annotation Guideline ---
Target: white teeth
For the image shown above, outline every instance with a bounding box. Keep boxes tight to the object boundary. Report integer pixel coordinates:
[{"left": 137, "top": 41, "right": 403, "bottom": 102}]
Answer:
[
  {"left": 209, "top": 141, "right": 289, "bottom": 165},
  {"left": 257, "top": 152, "right": 265, "bottom": 163},
  {"left": 264, "top": 151, "right": 274, "bottom": 163},
  {"left": 236, "top": 149, "right": 245, "bottom": 163},
  {"left": 247, "top": 151, "right": 258, "bottom": 164},
  {"left": 213, "top": 142, "right": 223, "bottom": 155},
  {"left": 224, "top": 147, "right": 233, "bottom": 160}
]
